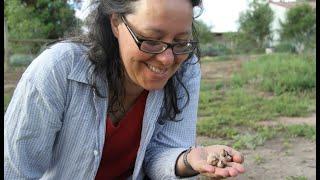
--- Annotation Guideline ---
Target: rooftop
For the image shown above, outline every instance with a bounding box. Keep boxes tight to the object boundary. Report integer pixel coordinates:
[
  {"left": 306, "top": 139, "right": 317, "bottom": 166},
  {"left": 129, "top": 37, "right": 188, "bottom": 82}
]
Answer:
[{"left": 268, "top": 0, "right": 316, "bottom": 9}]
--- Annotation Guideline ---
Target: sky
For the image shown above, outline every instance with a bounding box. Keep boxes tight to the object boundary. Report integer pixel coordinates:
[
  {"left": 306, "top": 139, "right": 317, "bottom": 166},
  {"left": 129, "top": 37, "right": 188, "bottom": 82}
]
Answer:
[
  {"left": 75, "top": 0, "right": 250, "bottom": 32},
  {"left": 198, "top": 0, "right": 250, "bottom": 32}
]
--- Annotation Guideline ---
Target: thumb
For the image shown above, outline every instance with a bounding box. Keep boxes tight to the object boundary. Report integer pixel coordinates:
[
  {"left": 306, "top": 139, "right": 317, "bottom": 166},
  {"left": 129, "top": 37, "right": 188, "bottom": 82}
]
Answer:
[{"left": 232, "top": 153, "right": 245, "bottom": 164}]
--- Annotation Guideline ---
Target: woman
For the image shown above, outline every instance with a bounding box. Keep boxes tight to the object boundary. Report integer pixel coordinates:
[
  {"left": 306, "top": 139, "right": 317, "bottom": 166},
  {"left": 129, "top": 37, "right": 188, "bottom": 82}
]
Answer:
[{"left": 4, "top": 0, "right": 245, "bottom": 179}]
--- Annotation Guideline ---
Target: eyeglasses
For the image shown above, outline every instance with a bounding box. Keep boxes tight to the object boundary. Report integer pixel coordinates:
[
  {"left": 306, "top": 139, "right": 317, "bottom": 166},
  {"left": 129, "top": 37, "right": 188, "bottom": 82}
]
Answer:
[{"left": 120, "top": 15, "right": 198, "bottom": 55}]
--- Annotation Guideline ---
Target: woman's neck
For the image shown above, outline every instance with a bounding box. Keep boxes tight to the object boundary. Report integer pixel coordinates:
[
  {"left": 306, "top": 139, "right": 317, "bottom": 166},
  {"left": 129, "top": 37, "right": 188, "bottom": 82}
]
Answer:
[
  {"left": 109, "top": 77, "right": 145, "bottom": 125},
  {"left": 124, "top": 74, "right": 145, "bottom": 100}
]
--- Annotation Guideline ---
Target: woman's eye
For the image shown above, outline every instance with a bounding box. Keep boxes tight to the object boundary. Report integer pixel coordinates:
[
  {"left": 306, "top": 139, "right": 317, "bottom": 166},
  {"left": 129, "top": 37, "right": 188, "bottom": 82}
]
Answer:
[
  {"left": 144, "top": 41, "right": 161, "bottom": 46},
  {"left": 174, "top": 38, "right": 191, "bottom": 43},
  {"left": 137, "top": 33, "right": 161, "bottom": 40},
  {"left": 177, "top": 41, "right": 191, "bottom": 45}
]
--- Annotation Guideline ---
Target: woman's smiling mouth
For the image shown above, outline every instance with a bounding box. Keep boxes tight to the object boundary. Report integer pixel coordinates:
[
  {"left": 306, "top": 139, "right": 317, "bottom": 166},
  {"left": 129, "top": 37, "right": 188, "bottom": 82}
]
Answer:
[{"left": 145, "top": 63, "right": 168, "bottom": 74}]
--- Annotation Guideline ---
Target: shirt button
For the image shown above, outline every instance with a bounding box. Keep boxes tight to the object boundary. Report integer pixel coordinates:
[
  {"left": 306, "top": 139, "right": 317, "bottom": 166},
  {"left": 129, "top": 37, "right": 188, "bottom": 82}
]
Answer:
[{"left": 93, "top": 150, "right": 99, "bottom": 156}]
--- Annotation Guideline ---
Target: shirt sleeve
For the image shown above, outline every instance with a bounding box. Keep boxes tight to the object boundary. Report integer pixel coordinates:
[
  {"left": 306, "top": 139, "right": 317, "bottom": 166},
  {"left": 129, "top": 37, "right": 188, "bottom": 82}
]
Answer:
[
  {"left": 4, "top": 44, "right": 71, "bottom": 179},
  {"left": 143, "top": 55, "right": 201, "bottom": 179}
]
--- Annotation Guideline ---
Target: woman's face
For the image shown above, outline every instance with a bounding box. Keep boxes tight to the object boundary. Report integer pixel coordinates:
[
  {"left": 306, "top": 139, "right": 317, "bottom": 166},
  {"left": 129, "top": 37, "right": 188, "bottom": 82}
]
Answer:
[{"left": 112, "top": 0, "right": 194, "bottom": 91}]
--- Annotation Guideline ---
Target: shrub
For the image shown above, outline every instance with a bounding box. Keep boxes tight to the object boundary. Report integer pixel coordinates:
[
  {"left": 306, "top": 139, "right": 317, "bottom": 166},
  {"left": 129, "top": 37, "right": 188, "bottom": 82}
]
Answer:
[
  {"left": 9, "top": 54, "right": 35, "bottom": 67},
  {"left": 200, "top": 43, "right": 232, "bottom": 57},
  {"left": 274, "top": 41, "right": 295, "bottom": 53}
]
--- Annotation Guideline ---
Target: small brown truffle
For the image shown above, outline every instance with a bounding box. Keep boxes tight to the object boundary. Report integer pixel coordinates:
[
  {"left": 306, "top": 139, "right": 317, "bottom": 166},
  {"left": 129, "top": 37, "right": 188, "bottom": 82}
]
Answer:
[
  {"left": 207, "top": 149, "right": 232, "bottom": 168},
  {"left": 206, "top": 152, "right": 219, "bottom": 166}
]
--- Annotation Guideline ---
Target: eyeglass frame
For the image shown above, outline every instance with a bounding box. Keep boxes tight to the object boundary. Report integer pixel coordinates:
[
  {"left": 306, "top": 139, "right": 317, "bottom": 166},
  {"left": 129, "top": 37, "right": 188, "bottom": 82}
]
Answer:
[{"left": 120, "top": 15, "right": 198, "bottom": 55}]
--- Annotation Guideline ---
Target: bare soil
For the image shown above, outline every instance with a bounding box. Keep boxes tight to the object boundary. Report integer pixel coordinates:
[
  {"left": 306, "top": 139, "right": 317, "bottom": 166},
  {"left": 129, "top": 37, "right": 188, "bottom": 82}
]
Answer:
[
  {"left": 258, "top": 113, "right": 316, "bottom": 127},
  {"left": 4, "top": 68, "right": 26, "bottom": 93},
  {"left": 197, "top": 58, "right": 316, "bottom": 180}
]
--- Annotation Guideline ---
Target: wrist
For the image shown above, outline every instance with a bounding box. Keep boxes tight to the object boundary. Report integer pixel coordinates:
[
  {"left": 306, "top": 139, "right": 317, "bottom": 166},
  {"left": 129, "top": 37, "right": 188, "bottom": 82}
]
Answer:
[
  {"left": 176, "top": 147, "right": 200, "bottom": 177},
  {"left": 183, "top": 147, "right": 197, "bottom": 172}
]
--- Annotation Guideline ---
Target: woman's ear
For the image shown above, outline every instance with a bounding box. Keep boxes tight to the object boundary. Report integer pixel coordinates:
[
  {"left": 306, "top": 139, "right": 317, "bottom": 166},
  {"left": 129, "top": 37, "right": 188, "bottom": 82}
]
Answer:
[{"left": 110, "top": 13, "right": 120, "bottom": 38}]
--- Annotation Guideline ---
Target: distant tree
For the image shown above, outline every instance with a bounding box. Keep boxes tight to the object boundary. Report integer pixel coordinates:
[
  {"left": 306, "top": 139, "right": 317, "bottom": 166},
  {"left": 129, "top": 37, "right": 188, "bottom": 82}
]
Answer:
[
  {"left": 279, "top": 3, "right": 316, "bottom": 53},
  {"left": 5, "top": 0, "right": 80, "bottom": 40},
  {"left": 297, "top": 0, "right": 315, "bottom": 2},
  {"left": 237, "top": 0, "right": 274, "bottom": 51},
  {"left": 194, "top": 20, "right": 214, "bottom": 44},
  {"left": 5, "top": 0, "right": 81, "bottom": 54},
  {"left": 223, "top": 32, "right": 241, "bottom": 54}
]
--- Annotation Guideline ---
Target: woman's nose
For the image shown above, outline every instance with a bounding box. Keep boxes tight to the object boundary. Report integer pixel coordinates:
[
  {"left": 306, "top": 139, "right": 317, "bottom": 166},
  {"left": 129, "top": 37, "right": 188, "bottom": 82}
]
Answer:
[{"left": 155, "top": 48, "right": 175, "bottom": 66}]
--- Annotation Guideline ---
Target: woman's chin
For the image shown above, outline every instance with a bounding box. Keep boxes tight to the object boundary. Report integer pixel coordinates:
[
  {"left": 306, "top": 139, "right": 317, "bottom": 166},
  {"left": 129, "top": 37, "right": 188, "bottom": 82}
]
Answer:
[{"left": 142, "top": 81, "right": 168, "bottom": 91}]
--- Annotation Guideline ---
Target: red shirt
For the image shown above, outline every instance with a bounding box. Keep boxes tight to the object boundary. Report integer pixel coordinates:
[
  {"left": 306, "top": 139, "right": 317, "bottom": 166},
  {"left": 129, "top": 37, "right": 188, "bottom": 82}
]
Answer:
[{"left": 95, "top": 90, "right": 148, "bottom": 180}]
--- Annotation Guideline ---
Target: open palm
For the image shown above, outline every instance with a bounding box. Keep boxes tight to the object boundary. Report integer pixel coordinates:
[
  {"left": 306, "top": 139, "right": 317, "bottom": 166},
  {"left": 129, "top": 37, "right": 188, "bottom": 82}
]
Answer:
[{"left": 187, "top": 145, "right": 245, "bottom": 179}]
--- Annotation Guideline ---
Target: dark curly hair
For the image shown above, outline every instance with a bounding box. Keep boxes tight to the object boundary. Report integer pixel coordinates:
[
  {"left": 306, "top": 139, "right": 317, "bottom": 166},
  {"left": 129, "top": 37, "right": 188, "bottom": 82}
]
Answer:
[{"left": 80, "top": 0, "right": 202, "bottom": 121}]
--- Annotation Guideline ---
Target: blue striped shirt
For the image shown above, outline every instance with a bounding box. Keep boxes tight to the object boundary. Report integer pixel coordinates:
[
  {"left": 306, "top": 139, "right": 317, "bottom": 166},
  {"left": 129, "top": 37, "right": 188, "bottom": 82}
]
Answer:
[{"left": 4, "top": 42, "right": 201, "bottom": 180}]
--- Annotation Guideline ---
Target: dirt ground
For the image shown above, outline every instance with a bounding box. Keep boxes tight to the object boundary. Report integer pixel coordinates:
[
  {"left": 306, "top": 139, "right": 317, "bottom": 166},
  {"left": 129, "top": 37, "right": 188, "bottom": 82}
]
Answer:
[
  {"left": 198, "top": 57, "right": 316, "bottom": 180},
  {"left": 4, "top": 68, "right": 26, "bottom": 92}
]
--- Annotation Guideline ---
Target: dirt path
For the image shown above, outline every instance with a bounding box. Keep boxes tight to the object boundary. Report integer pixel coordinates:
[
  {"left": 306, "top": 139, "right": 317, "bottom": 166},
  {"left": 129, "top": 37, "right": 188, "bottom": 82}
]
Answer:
[{"left": 258, "top": 113, "right": 316, "bottom": 127}]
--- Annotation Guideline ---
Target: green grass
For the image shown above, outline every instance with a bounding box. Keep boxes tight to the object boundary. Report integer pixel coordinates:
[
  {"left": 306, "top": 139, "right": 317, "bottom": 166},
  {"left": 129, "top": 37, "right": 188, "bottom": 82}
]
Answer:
[
  {"left": 231, "top": 126, "right": 278, "bottom": 150},
  {"left": 269, "top": 91, "right": 315, "bottom": 116},
  {"left": 284, "top": 124, "right": 316, "bottom": 141},
  {"left": 285, "top": 176, "right": 308, "bottom": 180},
  {"left": 232, "top": 133, "right": 266, "bottom": 150},
  {"left": 4, "top": 91, "right": 14, "bottom": 112},
  {"left": 201, "top": 56, "right": 215, "bottom": 63},
  {"left": 197, "top": 53, "right": 316, "bottom": 149},
  {"left": 209, "top": 55, "right": 234, "bottom": 62},
  {"left": 253, "top": 154, "right": 266, "bottom": 165},
  {"left": 198, "top": 81, "right": 224, "bottom": 116},
  {"left": 231, "top": 53, "right": 316, "bottom": 95},
  {"left": 197, "top": 86, "right": 315, "bottom": 138},
  {"left": 282, "top": 138, "right": 292, "bottom": 150},
  {"left": 201, "top": 54, "right": 247, "bottom": 63}
]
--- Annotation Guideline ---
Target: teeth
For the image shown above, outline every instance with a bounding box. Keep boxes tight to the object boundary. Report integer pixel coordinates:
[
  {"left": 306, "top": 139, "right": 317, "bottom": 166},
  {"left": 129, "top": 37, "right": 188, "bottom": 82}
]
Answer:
[{"left": 147, "top": 64, "right": 166, "bottom": 74}]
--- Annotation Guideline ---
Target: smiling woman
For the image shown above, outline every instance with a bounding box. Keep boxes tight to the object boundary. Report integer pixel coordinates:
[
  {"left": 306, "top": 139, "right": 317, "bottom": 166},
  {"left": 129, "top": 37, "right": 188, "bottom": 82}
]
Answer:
[{"left": 4, "top": 0, "right": 245, "bottom": 179}]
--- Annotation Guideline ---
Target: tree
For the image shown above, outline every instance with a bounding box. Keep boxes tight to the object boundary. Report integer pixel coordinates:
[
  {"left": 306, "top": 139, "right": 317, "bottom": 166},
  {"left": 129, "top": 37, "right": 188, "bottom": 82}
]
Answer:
[
  {"left": 237, "top": 0, "right": 274, "bottom": 51},
  {"left": 279, "top": 3, "right": 316, "bottom": 53},
  {"left": 5, "top": 0, "right": 81, "bottom": 54},
  {"left": 4, "top": 0, "right": 80, "bottom": 40},
  {"left": 194, "top": 20, "right": 214, "bottom": 44},
  {"left": 4, "top": 19, "right": 9, "bottom": 71}
]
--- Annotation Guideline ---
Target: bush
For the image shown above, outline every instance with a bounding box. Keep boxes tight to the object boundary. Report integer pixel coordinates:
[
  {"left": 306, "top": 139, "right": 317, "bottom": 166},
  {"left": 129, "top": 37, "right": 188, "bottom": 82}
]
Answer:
[
  {"left": 274, "top": 41, "right": 295, "bottom": 53},
  {"left": 232, "top": 33, "right": 263, "bottom": 54},
  {"left": 9, "top": 54, "right": 35, "bottom": 67},
  {"left": 200, "top": 43, "right": 232, "bottom": 57},
  {"left": 279, "top": 3, "right": 316, "bottom": 54},
  {"left": 9, "top": 42, "right": 42, "bottom": 55}
]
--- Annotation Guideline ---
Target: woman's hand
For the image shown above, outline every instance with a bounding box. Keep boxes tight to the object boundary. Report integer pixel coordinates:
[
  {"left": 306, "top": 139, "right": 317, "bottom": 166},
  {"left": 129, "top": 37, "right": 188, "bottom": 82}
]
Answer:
[{"left": 188, "top": 145, "right": 245, "bottom": 179}]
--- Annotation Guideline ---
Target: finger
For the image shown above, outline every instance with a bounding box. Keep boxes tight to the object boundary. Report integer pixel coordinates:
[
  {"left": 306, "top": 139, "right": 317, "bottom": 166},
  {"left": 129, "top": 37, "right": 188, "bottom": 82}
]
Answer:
[
  {"left": 213, "top": 167, "right": 230, "bottom": 177},
  {"left": 201, "top": 166, "right": 229, "bottom": 178},
  {"left": 224, "top": 148, "right": 244, "bottom": 163},
  {"left": 226, "top": 162, "right": 245, "bottom": 173},
  {"left": 202, "top": 172, "right": 225, "bottom": 179},
  {"left": 232, "top": 153, "right": 245, "bottom": 163},
  {"left": 225, "top": 167, "right": 239, "bottom": 177}
]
